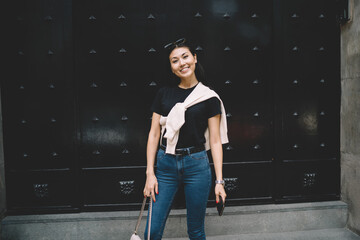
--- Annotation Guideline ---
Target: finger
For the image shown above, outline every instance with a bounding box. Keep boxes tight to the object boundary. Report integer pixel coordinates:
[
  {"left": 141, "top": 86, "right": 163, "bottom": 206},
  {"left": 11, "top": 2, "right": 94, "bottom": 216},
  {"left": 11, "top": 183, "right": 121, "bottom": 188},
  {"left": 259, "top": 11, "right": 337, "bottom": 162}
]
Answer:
[
  {"left": 215, "top": 193, "right": 220, "bottom": 204},
  {"left": 151, "top": 189, "right": 156, "bottom": 202},
  {"left": 222, "top": 193, "right": 227, "bottom": 203},
  {"left": 155, "top": 183, "right": 159, "bottom": 195}
]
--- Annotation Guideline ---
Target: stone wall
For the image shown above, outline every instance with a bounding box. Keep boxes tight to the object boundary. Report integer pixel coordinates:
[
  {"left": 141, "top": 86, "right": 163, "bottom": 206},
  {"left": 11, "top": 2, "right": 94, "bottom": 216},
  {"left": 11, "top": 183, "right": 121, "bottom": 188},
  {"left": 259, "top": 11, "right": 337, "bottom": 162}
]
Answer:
[{"left": 341, "top": 0, "right": 360, "bottom": 235}]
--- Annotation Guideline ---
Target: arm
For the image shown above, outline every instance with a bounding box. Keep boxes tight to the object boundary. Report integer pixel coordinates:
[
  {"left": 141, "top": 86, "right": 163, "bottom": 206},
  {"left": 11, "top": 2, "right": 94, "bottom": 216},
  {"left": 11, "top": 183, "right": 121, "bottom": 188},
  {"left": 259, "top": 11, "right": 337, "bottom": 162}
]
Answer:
[
  {"left": 208, "top": 114, "right": 227, "bottom": 203},
  {"left": 143, "top": 112, "right": 161, "bottom": 202}
]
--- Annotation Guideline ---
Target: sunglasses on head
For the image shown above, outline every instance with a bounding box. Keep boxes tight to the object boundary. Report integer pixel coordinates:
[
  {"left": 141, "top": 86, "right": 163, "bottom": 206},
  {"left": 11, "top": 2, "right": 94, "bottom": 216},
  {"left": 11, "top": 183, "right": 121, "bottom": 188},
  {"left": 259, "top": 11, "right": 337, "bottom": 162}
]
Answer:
[{"left": 164, "top": 38, "right": 186, "bottom": 49}]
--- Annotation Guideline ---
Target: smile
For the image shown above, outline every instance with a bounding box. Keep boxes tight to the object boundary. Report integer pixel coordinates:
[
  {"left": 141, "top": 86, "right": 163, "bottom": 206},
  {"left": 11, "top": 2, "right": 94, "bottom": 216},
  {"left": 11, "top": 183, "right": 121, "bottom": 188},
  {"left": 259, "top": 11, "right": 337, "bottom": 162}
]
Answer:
[{"left": 180, "top": 67, "right": 189, "bottom": 73}]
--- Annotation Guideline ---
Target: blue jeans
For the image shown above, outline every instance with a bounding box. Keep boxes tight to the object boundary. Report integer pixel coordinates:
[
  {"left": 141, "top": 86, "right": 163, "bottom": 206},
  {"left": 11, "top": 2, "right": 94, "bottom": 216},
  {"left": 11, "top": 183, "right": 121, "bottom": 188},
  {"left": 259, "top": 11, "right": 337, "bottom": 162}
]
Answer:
[{"left": 144, "top": 148, "right": 212, "bottom": 240}]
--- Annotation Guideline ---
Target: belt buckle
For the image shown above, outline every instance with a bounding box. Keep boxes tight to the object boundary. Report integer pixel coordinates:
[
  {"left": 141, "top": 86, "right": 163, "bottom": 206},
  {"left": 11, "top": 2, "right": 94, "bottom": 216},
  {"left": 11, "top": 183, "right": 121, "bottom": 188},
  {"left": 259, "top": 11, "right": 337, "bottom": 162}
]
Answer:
[{"left": 175, "top": 147, "right": 190, "bottom": 156}]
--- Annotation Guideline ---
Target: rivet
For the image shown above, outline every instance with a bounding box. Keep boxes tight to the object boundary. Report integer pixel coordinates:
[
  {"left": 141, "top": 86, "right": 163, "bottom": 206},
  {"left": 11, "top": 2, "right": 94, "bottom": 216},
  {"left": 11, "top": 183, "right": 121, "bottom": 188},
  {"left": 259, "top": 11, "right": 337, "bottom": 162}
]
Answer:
[
  {"left": 253, "top": 112, "right": 259, "bottom": 117},
  {"left": 320, "top": 111, "right": 325, "bottom": 116},
  {"left": 292, "top": 46, "right": 299, "bottom": 51},
  {"left": 291, "top": 13, "right": 299, "bottom": 18},
  {"left": 50, "top": 118, "right": 56, "bottom": 123},
  {"left": 226, "top": 113, "right": 232, "bottom": 118},
  {"left": 251, "top": 13, "right": 259, "bottom": 18},
  {"left": 223, "top": 13, "right": 230, "bottom": 19},
  {"left": 252, "top": 46, "right": 259, "bottom": 51},
  {"left": 320, "top": 142, "right": 325, "bottom": 147},
  {"left": 253, "top": 79, "right": 260, "bottom": 85},
  {"left": 224, "top": 46, "right": 231, "bottom": 51},
  {"left": 18, "top": 50, "right": 24, "bottom": 55},
  {"left": 44, "top": 16, "right": 53, "bottom": 21},
  {"left": 122, "top": 148, "right": 129, "bottom": 154},
  {"left": 319, "top": 13, "right": 325, "bottom": 19},
  {"left": 120, "top": 81, "right": 127, "bottom": 87},
  {"left": 19, "top": 85, "right": 25, "bottom": 90},
  {"left": 293, "top": 79, "right": 299, "bottom": 84},
  {"left": 225, "top": 80, "right": 232, "bottom": 85},
  {"left": 93, "top": 150, "right": 100, "bottom": 155},
  {"left": 147, "top": 13, "right": 155, "bottom": 20},
  {"left": 195, "top": 46, "right": 203, "bottom": 51},
  {"left": 23, "top": 153, "right": 29, "bottom": 158},
  {"left": 226, "top": 145, "right": 234, "bottom": 151},
  {"left": 51, "top": 152, "right": 58, "bottom": 157},
  {"left": 148, "top": 48, "right": 156, "bottom": 53},
  {"left": 119, "top": 48, "right": 127, "bottom": 53},
  {"left": 194, "top": 12, "right": 202, "bottom": 18},
  {"left": 121, "top": 115, "right": 128, "bottom": 121},
  {"left": 90, "top": 82, "right": 98, "bottom": 88},
  {"left": 89, "top": 15, "right": 96, "bottom": 20},
  {"left": 149, "top": 81, "right": 157, "bottom": 87},
  {"left": 49, "top": 83, "right": 55, "bottom": 89},
  {"left": 293, "top": 143, "right": 299, "bottom": 149},
  {"left": 21, "top": 119, "right": 27, "bottom": 124},
  {"left": 319, "top": 46, "right": 325, "bottom": 51},
  {"left": 47, "top": 50, "right": 54, "bottom": 55},
  {"left": 118, "top": 14, "right": 126, "bottom": 20},
  {"left": 253, "top": 144, "right": 260, "bottom": 149},
  {"left": 92, "top": 117, "right": 99, "bottom": 122},
  {"left": 89, "top": 49, "right": 97, "bottom": 54},
  {"left": 320, "top": 78, "right": 325, "bottom": 83},
  {"left": 293, "top": 111, "right": 299, "bottom": 116}
]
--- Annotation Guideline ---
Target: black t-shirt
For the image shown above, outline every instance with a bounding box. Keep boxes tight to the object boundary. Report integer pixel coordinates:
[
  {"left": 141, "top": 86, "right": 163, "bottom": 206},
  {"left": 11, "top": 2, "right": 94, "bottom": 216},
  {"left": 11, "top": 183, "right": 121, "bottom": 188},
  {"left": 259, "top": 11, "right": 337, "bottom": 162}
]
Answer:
[{"left": 151, "top": 83, "right": 221, "bottom": 148}]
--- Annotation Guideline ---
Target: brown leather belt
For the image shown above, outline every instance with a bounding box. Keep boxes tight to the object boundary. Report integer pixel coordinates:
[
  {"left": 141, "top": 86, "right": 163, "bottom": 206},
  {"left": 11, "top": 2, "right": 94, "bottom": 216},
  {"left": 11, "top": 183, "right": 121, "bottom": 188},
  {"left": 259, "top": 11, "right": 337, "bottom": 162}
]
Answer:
[{"left": 160, "top": 145, "right": 205, "bottom": 155}]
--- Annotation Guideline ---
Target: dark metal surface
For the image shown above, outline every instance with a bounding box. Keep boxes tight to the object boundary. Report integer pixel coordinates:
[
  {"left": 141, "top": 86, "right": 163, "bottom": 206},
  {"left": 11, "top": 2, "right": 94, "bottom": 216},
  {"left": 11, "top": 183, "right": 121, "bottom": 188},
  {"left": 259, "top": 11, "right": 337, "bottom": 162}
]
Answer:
[{"left": 2, "top": 0, "right": 340, "bottom": 214}]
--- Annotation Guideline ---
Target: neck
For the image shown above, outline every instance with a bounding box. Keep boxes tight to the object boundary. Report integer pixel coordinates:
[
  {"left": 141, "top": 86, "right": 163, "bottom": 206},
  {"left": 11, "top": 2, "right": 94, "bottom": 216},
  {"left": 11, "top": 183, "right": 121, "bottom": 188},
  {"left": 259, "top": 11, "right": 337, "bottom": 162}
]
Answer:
[{"left": 178, "top": 74, "right": 199, "bottom": 89}]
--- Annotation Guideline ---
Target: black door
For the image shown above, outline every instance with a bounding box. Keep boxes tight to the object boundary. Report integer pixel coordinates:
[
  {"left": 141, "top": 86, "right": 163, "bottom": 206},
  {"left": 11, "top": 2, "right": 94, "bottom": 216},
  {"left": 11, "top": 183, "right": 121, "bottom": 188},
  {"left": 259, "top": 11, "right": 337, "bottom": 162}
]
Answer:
[{"left": 2, "top": 0, "right": 340, "bottom": 214}]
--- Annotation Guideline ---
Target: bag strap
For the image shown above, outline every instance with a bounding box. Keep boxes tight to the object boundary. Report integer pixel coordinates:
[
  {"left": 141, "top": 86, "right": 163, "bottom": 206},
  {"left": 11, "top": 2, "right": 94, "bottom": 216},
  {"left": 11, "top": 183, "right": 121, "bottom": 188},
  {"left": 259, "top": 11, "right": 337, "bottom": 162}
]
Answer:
[{"left": 134, "top": 195, "right": 153, "bottom": 240}]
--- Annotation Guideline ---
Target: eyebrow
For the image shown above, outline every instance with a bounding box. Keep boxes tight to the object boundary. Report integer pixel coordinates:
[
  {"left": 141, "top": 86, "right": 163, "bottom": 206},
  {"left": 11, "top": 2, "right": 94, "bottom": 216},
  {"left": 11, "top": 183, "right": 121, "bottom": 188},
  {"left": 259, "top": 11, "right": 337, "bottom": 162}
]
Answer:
[{"left": 171, "top": 52, "right": 188, "bottom": 60}]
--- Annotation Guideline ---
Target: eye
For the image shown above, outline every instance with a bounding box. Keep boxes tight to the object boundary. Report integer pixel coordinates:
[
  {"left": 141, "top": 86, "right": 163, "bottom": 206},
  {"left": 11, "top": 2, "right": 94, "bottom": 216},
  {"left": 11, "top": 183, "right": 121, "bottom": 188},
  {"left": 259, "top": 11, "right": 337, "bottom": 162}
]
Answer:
[
  {"left": 172, "top": 60, "right": 178, "bottom": 63},
  {"left": 183, "top": 55, "right": 188, "bottom": 59}
]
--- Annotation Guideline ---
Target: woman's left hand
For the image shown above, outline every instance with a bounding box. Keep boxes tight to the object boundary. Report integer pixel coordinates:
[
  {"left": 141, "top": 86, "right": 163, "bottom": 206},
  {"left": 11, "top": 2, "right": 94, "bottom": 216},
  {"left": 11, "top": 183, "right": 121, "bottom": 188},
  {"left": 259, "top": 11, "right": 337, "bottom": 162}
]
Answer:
[{"left": 215, "top": 184, "right": 227, "bottom": 203}]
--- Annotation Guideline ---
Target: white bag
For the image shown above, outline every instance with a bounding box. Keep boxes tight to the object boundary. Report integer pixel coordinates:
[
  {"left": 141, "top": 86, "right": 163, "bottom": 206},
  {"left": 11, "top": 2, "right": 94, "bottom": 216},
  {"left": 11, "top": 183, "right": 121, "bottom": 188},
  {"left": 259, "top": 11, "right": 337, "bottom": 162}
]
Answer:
[
  {"left": 130, "top": 195, "right": 153, "bottom": 240},
  {"left": 130, "top": 233, "right": 142, "bottom": 240}
]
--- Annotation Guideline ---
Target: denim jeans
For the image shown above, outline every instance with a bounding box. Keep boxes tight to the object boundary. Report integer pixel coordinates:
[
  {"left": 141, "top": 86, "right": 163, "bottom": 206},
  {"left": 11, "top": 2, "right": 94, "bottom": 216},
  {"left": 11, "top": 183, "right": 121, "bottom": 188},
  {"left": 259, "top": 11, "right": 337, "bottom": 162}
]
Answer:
[{"left": 144, "top": 147, "right": 212, "bottom": 240}]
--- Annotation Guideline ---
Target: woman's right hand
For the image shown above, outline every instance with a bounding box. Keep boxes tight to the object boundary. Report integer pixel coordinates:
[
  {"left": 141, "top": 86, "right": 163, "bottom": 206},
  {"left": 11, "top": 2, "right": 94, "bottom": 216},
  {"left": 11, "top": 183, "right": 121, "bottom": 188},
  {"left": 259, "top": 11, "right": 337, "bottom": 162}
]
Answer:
[{"left": 143, "top": 173, "right": 158, "bottom": 202}]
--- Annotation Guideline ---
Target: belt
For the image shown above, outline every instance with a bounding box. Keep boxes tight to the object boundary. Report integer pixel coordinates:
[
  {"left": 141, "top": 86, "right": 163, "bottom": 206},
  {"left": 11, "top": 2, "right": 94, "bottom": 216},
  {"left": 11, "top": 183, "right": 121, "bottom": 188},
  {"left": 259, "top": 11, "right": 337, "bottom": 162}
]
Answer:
[{"left": 160, "top": 144, "right": 205, "bottom": 155}]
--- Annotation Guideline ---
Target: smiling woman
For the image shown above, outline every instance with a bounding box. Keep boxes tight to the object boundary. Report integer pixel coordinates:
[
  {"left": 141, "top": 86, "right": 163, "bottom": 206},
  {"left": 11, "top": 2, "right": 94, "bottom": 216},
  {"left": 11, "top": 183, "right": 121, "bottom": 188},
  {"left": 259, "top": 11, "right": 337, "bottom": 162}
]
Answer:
[
  {"left": 169, "top": 48, "right": 197, "bottom": 82},
  {"left": 142, "top": 38, "right": 229, "bottom": 240}
]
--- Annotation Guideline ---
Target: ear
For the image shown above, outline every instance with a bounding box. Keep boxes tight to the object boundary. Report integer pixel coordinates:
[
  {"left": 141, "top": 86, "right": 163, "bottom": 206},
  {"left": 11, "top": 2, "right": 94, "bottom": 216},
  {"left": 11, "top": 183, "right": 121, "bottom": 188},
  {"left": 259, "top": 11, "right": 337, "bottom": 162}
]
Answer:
[{"left": 194, "top": 54, "right": 197, "bottom": 63}]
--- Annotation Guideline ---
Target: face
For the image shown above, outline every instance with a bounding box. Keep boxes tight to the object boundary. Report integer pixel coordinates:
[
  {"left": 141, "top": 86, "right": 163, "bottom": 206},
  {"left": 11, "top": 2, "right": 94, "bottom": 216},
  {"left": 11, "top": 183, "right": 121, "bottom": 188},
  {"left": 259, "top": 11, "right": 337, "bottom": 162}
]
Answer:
[{"left": 169, "top": 47, "right": 197, "bottom": 79}]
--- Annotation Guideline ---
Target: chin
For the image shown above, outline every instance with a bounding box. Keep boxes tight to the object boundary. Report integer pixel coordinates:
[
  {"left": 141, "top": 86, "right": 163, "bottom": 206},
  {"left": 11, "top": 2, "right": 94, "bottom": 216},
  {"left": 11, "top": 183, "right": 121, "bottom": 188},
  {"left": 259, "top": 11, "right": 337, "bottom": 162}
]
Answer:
[{"left": 179, "top": 70, "right": 194, "bottom": 77}]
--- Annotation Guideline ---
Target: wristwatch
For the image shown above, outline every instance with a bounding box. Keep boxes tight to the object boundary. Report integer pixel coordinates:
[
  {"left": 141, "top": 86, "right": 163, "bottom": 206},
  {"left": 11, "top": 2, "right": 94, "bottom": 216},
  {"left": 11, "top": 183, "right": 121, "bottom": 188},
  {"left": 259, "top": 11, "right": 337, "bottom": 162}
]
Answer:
[{"left": 215, "top": 180, "right": 225, "bottom": 186}]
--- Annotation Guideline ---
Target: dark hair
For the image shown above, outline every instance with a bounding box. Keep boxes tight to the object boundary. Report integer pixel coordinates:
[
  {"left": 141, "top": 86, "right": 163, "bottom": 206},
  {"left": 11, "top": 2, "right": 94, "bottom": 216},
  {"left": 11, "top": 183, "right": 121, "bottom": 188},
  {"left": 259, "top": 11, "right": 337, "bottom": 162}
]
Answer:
[{"left": 164, "top": 39, "right": 208, "bottom": 87}]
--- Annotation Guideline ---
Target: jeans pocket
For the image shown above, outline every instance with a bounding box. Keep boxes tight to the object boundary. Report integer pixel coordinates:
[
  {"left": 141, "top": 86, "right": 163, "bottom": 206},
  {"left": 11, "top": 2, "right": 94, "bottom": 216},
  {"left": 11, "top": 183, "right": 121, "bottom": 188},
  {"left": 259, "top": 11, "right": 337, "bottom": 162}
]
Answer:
[
  {"left": 156, "top": 149, "right": 166, "bottom": 168},
  {"left": 189, "top": 150, "right": 208, "bottom": 161}
]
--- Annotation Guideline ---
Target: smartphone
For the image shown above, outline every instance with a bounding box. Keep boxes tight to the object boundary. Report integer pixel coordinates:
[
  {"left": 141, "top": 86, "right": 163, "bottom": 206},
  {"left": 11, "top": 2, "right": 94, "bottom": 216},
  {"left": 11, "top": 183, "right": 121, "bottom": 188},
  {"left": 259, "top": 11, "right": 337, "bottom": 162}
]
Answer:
[{"left": 216, "top": 197, "right": 225, "bottom": 216}]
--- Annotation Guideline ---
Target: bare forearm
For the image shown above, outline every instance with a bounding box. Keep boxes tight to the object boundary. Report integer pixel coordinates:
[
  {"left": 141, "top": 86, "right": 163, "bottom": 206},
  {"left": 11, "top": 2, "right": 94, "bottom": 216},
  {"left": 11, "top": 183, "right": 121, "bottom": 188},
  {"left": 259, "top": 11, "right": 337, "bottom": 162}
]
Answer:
[
  {"left": 146, "top": 132, "right": 160, "bottom": 176},
  {"left": 210, "top": 140, "right": 223, "bottom": 181}
]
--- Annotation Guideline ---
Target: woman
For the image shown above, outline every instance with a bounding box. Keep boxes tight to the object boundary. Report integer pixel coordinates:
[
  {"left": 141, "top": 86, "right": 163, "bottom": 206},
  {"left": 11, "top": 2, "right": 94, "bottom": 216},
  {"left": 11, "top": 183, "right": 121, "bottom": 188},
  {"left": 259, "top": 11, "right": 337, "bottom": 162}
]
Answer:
[{"left": 143, "top": 38, "right": 228, "bottom": 240}]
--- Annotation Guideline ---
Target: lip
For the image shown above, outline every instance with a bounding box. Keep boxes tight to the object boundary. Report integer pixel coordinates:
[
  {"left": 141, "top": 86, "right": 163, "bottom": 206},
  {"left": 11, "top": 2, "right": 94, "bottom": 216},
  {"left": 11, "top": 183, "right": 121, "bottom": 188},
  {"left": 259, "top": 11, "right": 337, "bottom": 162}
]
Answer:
[{"left": 180, "top": 67, "right": 190, "bottom": 73}]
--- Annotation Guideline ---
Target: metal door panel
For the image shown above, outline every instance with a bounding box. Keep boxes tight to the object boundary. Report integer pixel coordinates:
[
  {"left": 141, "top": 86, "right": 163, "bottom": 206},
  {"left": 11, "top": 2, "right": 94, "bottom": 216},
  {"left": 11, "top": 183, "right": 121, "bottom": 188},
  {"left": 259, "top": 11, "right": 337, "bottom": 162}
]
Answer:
[
  {"left": 82, "top": 168, "right": 146, "bottom": 210},
  {"left": 277, "top": 161, "right": 339, "bottom": 202},
  {"left": 6, "top": 170, "right": 76, "bottom": 213},
  {"left": 209, "top": 163, "right": 273, "bottom": 204},
  {"left": 2, "top": 0, "right": 340, "bottom": 214}
]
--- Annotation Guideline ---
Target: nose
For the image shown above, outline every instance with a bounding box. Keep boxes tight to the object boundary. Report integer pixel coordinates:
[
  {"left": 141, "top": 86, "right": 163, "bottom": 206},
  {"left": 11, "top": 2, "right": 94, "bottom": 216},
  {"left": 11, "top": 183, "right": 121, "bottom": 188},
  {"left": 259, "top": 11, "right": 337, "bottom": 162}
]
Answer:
[{"left": 179, "top": 58, "right": 186, "bottom": 66}]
